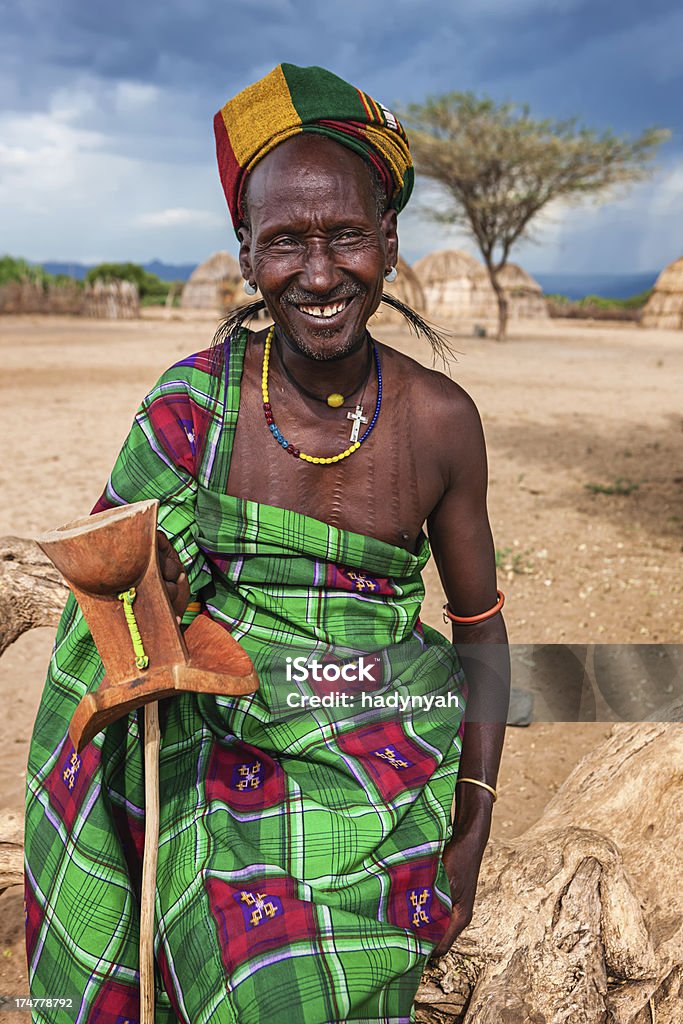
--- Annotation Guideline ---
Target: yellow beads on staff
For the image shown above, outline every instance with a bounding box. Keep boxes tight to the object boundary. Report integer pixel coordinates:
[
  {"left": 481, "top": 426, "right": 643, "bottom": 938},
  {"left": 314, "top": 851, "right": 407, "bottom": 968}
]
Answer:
[{"left": 260, "top": 325, "right": 380, "bottom": 465}]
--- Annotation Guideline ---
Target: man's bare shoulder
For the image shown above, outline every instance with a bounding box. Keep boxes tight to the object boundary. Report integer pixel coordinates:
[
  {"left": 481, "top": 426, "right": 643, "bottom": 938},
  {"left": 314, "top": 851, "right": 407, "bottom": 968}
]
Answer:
[{"left": 378, "top": 342, "right": 483, "bottom": 439}]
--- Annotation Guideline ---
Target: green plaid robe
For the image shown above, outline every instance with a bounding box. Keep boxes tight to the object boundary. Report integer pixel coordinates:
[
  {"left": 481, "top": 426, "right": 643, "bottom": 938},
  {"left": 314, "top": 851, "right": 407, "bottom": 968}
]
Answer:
[{"left": 25, "top": 330, "right": 466, "bottom": 1024}]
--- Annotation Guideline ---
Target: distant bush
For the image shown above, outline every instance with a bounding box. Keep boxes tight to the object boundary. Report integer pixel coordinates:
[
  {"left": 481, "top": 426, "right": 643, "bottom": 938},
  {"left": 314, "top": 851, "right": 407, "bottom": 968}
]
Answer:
[
  {"left": 1, "top": 256, "right": 177, "bottom": 313},
  {"left": 584, "top": 477, "right": 641, "bottom": 496},
  {"left": 0, "top": 255, "right": 49, "bottom": 286},
  {"left": 51, "top": 272, "right": 83, "bottom": 288},
  {"left": 140, "top": 281, "right": 184, "bottom": 307},
  {"left": 85, "top": 262, "right": 169, "bottom": 301},
  {"left": 0, "top": 256, "right": 86, "bottom": 313},
  {"left": 0, "top": 255, "right": 84, "bottom": 291},
  {"left": 546, "top": 289, "right": 652, "bottom": 321}
]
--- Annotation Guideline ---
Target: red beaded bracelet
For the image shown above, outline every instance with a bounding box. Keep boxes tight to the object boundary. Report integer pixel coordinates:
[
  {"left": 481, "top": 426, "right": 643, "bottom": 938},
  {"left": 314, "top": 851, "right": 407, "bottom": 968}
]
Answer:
[{"left": 443, "top": 589, "right": 505, "bottom": 625}]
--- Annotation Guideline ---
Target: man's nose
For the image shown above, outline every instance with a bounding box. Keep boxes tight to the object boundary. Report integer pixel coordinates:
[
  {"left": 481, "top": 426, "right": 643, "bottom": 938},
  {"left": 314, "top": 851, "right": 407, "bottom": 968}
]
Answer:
[{"left": 298, "top": 242, "right": 341, "bottom": 294}]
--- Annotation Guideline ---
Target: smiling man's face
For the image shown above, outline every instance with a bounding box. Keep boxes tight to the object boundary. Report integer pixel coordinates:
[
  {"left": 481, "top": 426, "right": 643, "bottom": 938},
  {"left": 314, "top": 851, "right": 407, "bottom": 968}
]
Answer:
[{"left": 238, "top": 134, "right": 398, "bottom": 361}]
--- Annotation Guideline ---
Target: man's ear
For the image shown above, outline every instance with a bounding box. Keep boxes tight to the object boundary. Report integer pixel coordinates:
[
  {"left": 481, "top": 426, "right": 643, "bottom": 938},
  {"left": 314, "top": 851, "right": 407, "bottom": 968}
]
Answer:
[
  {"left": 237, "top": 225, "right": 253, "bottom": 283},
  {"left": 381, "top": 209, "right": 399, "bottom": 270}
]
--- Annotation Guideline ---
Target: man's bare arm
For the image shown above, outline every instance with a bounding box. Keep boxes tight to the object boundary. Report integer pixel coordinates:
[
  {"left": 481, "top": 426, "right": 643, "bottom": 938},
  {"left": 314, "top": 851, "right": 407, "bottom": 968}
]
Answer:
[{"left": 426, "top": 384, "right": 510, "bottom": 956}]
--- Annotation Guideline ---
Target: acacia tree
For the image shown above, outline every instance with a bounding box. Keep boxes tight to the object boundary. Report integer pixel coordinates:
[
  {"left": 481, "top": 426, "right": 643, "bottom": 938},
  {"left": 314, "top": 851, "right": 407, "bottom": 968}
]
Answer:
[{"left": 403, "top": 94, "right": 668, "bottom": 339}]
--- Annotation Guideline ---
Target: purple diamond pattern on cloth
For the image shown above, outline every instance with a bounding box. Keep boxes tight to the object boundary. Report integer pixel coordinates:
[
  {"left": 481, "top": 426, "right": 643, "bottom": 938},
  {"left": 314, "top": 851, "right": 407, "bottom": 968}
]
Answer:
[
  {"left": 344, "top": 569, "right": 379, "bottom": 592},
  {"left": 373, "top": 746, "right": 414, "bottom": 770},
  {"left": 234, "top": 890, "right": 284, "bottom": 930},
  {"left": 231, "top": 760, "right": 264, "bottom": 791},
  {"left": 407, "top": 887, "right": 433, "bottom": 928},
  {"left": 62, "top": 749, "right": 82, "bottom": 791}
]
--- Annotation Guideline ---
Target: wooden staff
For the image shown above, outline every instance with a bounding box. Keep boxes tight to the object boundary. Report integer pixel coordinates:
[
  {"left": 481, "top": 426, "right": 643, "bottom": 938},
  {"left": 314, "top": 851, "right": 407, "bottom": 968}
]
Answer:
[{"left": 140, "top": 702, "right": 160, "bottom": 1023}]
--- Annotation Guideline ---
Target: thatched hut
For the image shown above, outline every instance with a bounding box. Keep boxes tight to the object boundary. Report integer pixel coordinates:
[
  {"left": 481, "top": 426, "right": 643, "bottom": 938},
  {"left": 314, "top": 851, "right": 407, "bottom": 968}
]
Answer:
[
  {"left": 181, "top": 251, "right": 241, "bottom": 310},
  {"left": 413, "top": 250, "right": 481, "bottom": 320},
  {"left": 482, "top": 262, "right": 547, "bottom": 320},
  {"left": 414, "top": 250, "right": 547, "bottom": 322},
  {"left": 641, "top": 257, "right": 683, "bottom": 329},
  {"left": 82, "top": 279, "right": 139, "bottom": 318}
]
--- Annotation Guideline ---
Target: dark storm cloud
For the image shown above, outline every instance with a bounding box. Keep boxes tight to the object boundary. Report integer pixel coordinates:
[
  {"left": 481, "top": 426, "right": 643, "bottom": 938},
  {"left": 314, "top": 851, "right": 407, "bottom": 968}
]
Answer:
[
  {"left": 1, "top": 0, "right": 681, "bottom": 268},
  {"left": 3, "top": 0, "right": 681, "bottom": 141}
]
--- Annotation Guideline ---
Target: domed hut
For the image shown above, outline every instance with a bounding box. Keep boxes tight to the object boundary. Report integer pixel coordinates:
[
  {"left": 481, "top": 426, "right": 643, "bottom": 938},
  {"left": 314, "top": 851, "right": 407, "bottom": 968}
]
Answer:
[
  {"left": 181, "top": 251, "right": 241, "bottom": 310},
  {"left": 414, "top": 250, "right": 547, "bottom": 322},
  {"left": 641, "top": 257, "right": 683, "bottom": 329},
  {"left": 485, "top": 262, "right": 547, "bottom": 320},
  {"left": 413, "top": 250, "right": 481, "bottom": 321}
]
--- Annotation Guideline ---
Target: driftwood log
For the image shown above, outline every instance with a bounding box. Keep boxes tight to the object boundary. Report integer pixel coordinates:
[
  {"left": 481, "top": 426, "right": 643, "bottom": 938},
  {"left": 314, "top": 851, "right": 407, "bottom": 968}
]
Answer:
[
  {"left": 0, "top": 536, "right": 68, "bottom": 657},
  {"left": 0, "top": 808, "right": 24, "bottom": 895},
  {"left": 1, "top": 537, "right": 682, "bottom": 1021},
  {"left": 0, "top": 538, "right": 66, "bottom": 894}
]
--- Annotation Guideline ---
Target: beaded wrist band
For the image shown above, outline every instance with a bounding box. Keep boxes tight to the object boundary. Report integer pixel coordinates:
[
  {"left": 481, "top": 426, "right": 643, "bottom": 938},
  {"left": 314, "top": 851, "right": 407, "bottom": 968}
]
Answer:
[
  {"left": 443, "top": 589, "right": 505, "bottom": 625},
  {"left": 456, "top": 777, "right": 498, "bottom": 802}
]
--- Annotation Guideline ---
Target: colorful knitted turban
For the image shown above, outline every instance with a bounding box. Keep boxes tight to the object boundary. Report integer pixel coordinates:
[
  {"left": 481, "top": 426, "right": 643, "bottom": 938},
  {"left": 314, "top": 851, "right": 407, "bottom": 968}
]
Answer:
[{"left": 214, "top": 63, "right": 414, "bottom": 233}]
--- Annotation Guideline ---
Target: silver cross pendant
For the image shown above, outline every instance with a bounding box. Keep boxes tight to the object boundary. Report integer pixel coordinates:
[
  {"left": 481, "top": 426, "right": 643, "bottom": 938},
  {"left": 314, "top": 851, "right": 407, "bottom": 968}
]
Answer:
[{"left": 347, "top": 404, "right": 368, "bottom": 443}]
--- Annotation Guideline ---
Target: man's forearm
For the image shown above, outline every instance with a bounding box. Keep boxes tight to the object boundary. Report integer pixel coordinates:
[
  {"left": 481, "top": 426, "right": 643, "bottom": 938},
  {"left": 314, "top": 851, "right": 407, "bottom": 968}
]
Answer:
[{"left": 452, "top": 618, "right": 510, "bottom": 829}]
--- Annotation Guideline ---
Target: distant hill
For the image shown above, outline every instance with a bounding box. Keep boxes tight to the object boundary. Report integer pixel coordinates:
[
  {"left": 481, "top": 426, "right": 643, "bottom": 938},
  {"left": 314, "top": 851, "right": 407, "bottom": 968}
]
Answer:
[
  {"left": 39, "top": 260, "right": 198, "bottom": 282},
  {"left": 534, "top": 271, "right": 658, "bottom": 301},
  {"left": 144, "top": 260, "right": 198, "bottom": 282}
]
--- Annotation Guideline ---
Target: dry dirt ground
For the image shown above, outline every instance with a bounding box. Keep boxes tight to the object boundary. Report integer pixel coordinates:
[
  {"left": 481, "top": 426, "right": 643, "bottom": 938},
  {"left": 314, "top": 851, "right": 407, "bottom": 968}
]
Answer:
[{"left": 0, "top": 310, "right": 681, "bottom": 1012}]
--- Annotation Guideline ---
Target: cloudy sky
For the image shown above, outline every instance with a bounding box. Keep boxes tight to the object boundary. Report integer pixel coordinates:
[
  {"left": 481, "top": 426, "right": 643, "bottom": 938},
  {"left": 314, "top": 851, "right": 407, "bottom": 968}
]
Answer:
[{"left": 1, "top": 0, "right": 681, "bottom": 274}]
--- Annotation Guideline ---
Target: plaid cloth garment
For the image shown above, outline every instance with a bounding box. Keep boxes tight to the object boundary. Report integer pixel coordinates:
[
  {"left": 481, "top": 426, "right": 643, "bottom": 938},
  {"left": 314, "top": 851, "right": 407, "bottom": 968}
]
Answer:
[{"left": 25, "top": 330, "right": 467, "bottom": 1024}]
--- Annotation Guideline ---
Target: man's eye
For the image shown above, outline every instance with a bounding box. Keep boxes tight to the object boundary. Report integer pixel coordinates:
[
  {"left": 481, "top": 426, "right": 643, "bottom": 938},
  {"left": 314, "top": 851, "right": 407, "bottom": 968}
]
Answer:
[
  {"left": 337, "top": 230, "right": 361, "bottom": 242},
  {"left": 271, "top": 237, "right": 299, "bottom": 249}
]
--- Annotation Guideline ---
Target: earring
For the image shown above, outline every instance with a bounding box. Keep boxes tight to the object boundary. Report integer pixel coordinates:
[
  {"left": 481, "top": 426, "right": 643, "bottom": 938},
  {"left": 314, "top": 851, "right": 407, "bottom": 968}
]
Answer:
[
  {"left": 384, "top": 266, "right": 398, "bottom": 283},
  {"left": 243, "top": 280, "right": 257, "bottom": 296}
]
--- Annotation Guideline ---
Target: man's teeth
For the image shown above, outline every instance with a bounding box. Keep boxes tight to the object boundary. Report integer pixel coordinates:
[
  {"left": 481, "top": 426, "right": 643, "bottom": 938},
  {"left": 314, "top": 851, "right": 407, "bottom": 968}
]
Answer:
[{"left": 298, "top": 300, "right": 348, "bottom": 318}]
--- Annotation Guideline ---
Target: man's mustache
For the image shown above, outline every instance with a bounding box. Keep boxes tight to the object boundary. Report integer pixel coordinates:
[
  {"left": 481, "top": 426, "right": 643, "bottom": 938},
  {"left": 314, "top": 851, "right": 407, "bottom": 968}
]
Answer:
[{"left": 282, "top": 283, "right": 364, "bottom": 305}]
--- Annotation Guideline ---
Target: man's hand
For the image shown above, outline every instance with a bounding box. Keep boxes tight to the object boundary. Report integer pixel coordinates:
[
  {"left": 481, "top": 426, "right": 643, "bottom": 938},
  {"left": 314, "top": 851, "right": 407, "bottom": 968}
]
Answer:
[
  {"left": 429, "top": 814, "right": 491, "bottom": 960},
  {"left": 156, "top": 531, "right": 190, "bottom": 621}
]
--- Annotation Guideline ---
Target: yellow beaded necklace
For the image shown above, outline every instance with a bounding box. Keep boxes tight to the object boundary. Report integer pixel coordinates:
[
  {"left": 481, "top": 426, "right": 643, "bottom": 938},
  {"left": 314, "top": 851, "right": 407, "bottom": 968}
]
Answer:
[{"left": 261, "top": 325, "right": 382, "bottom": 465}]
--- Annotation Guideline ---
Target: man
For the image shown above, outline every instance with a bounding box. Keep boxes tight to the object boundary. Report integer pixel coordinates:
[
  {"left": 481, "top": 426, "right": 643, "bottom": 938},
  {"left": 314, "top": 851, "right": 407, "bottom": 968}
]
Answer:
[{"left": 25, "top": 64, "right": 509, "bottom": 1023}]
